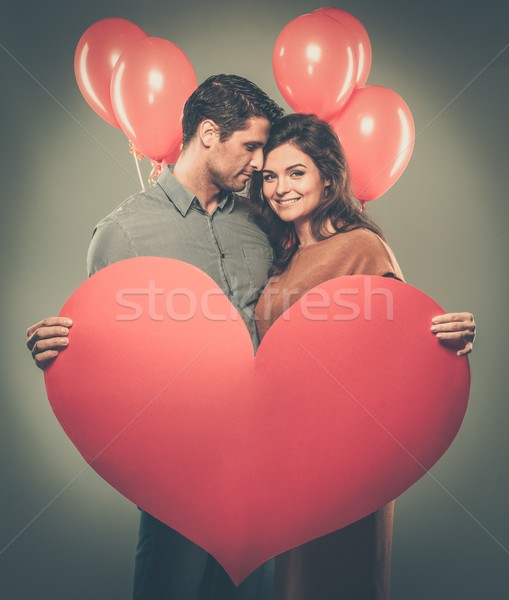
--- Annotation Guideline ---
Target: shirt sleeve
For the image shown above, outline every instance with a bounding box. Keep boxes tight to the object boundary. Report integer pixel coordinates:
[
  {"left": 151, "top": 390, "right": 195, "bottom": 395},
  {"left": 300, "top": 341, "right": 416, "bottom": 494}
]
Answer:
[{"left": 86, "top": 216, "right": 137, "bottom": 277}]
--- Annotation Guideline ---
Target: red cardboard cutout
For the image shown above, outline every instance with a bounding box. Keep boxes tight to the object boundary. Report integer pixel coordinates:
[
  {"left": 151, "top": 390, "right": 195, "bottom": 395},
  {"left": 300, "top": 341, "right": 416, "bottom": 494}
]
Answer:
[{"left": 45, "top": 258, "right": 470, "bottom": 584}]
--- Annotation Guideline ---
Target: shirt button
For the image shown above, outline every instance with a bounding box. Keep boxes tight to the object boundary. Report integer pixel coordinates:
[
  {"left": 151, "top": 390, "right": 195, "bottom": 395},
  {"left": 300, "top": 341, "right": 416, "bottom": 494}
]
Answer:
[{"left": 221, "top": 253, "right": 225, "bottom": 259}]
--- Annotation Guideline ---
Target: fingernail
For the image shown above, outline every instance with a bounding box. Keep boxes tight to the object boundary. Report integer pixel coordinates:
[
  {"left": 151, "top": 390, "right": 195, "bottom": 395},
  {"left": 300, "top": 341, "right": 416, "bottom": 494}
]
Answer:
[
  {"left": 431, "top": 326, "right": 437, "bottom": 332},
  {"left": 436, "top": 333, "right": 443, "bottom": 338},
  {"left": 63, "top": 318, "right": 73, "bottom": 326},
  {"left": 60, "top": 327, "right": 69, "bottom": 334},
  {"left": 61, "top": 338, "right": 69, "bottom": 345},
  {"left": 432, "top": 317, "right": 439, "bottom": 324}
]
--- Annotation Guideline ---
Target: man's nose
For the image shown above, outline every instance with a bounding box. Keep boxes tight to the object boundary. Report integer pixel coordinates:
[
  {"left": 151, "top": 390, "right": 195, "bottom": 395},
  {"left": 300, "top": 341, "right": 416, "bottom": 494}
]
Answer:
[{"left": 250, "top": 148, "right": 264, "bottom": 171}]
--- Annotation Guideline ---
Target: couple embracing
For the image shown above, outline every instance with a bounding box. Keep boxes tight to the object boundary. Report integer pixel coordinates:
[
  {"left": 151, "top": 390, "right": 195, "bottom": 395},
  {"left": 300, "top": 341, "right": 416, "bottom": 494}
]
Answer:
[{"left": 27, "top": 74, "right": 475, "bottom": 600}]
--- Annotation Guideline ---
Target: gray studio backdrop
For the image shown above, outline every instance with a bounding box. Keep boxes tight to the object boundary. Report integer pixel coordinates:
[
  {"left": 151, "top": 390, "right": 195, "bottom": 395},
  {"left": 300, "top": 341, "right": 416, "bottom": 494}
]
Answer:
[{"left": 1, "top": 0, "right": 508, "bottom": 598}]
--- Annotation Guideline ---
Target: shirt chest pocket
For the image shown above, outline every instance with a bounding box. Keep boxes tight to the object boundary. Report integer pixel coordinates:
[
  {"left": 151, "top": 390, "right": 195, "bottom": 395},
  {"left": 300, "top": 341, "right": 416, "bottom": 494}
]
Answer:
[{"left": 242, "top": 247, "right": 274, "bottom": 293}]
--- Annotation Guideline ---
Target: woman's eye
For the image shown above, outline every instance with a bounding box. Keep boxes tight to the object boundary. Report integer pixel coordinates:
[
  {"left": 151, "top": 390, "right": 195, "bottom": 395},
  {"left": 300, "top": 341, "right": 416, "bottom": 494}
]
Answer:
[
  {"left": 290, "top": 170, "right": 304, "bottom": 177},
  {"left": 263, "top": 173, "right": 276, "bottom": 182}
]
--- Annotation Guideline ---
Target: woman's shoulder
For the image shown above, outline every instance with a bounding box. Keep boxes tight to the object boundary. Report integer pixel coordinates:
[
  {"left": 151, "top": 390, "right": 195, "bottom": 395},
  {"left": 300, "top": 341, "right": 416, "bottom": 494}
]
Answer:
[
  {"left": 328, "top": 227, "right": 389, "bottom": 253},
  {"left": 327, "top": 227, "right": 404, "bottom": 279}
]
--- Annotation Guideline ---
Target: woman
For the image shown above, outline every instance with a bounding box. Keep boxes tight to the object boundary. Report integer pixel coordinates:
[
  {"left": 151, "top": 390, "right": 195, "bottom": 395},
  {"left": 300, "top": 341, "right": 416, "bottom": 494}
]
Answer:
[{"left": 250, "top": 113, "right": 475, "bottom": 599}]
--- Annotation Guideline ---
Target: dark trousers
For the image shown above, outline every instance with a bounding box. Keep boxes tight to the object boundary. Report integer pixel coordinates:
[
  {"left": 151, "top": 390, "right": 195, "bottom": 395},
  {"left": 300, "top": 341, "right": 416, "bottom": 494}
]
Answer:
[
  {"left": 272, "top": 502, "right": 395, "bottom": 600},
  {"left": 133, "top": 510, "right": 274, "bottom": 600}
]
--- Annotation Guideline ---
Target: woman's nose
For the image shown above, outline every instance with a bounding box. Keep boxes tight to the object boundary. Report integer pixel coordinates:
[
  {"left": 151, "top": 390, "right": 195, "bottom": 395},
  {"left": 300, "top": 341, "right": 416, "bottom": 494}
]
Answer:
[{"left": 276, "top": 178, "right": 290, "bottom": 196}]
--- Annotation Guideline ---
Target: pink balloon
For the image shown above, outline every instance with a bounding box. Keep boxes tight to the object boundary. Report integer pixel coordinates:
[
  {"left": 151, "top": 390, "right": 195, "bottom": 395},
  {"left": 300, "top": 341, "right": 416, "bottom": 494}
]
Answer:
[
  {"left": 74, "top": 18, "right": 147, "bottom": 128},
  {"left": 314, "top": 7, "right": 372, "bottom": 87},
  {"left": 331, "top": 86, "right": 415, "bottom": 201},
  {"left": 111, "top": 37, "right": 197, "bottom": 161},
  {"left": 273, "top": 13, "right": 358, "bottom": 120}
]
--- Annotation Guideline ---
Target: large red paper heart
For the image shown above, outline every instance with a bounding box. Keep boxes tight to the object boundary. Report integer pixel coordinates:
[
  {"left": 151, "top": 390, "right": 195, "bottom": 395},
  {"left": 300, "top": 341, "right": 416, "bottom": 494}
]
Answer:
[{"left": 45, "top": 258, "right": 469, "bottom": 584}]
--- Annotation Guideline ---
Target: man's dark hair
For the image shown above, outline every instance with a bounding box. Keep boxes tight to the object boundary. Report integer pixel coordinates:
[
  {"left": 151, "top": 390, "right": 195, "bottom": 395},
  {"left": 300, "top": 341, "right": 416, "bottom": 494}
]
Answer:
[{"left": 181, "top": 74, "right": 284, "bottom": 147}]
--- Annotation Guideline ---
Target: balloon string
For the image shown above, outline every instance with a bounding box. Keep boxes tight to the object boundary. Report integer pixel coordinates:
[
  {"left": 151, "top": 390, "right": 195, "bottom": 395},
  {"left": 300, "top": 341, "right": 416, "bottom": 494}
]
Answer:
[
  {"left": 129, "top": 141, "right": 145, "bottom": 191},
  {"left": 133, "top": 151, "right": 145, "bottom": 191},
  {"left": 148, "top": 162, "right": 162, "bottom": 186}
]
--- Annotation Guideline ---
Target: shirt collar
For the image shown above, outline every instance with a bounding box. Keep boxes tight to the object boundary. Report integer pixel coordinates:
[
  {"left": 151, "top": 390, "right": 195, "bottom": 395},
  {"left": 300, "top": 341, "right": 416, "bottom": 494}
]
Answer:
[
  {"left": 157, "top": 167, "right": 195, "bottom": 216},
  {"left": 157, "top": 167, "right": 235, "bottom": 216},
  {"left": 217, "top": 191, "right": 235, "bottom": 214}
]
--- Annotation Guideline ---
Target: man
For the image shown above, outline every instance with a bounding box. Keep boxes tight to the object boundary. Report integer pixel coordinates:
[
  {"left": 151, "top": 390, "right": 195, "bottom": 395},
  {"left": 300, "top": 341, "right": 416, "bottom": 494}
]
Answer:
[
  {"left": 26, "top": 74, "right": 475, "bottom": 599},
  {"left": 27, "top": 74, "right": 283, "bottom": 600}
]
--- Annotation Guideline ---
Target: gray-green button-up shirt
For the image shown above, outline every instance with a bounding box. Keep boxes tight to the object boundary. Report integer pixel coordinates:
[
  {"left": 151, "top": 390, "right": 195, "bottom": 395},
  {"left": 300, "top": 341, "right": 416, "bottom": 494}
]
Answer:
[{"left": 87, "top": 168, "right": 274, "bottom": 349}]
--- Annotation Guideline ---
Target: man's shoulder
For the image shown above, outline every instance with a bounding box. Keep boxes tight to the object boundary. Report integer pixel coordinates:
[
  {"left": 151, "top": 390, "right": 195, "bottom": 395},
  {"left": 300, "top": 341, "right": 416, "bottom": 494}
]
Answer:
[{"left": 93, "top": 184, "right": 166, "bottom": 229}]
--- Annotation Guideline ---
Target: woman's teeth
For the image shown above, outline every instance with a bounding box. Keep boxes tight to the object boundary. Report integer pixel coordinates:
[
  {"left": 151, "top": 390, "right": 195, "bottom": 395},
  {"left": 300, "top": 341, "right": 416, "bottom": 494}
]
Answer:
[{"left": 276, "top": 198, "right": 300, "bottom": 205}]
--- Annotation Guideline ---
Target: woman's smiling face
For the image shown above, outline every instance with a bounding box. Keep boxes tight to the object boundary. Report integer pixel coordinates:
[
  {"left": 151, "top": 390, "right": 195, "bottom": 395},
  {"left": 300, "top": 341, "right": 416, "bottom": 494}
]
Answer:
[{"left": 261, "top": 143, "right": 329, "bottom": 228}]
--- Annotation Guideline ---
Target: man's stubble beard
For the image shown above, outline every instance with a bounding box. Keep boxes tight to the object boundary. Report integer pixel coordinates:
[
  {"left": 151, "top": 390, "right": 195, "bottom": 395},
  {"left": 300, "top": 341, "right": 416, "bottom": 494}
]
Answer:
[{"left": 210, "top": 169, "right": 247, "bottom": 194}]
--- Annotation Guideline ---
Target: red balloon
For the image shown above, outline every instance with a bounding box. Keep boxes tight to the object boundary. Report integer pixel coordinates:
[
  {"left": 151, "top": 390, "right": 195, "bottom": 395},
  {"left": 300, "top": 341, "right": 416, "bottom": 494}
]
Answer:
[
  {"left": 149, "top": 141, "right": 182, "bottom": 183},
  {"left": 331, "top": 86, "right": 415, "bottom": 201},
  {"left": 74, "top": 18, "right": 147, "bottom": 128},
  {"left": 149, "top": 140, "right": 182, "bottom": 169},
  {"left": 111, "top": 37, "right": 197, "bottom": 162},
  {"left": 162, "top": 137, "right": 182, "bottom": 167},
  {"left": 45, "top": 259, "right": 469, "bottom": 584},
  {"left": 273, "top": 13, "right": 358, "bottom": 120},
  {"left": 314, "top": 7, "right": 372, "bottom": 87}
]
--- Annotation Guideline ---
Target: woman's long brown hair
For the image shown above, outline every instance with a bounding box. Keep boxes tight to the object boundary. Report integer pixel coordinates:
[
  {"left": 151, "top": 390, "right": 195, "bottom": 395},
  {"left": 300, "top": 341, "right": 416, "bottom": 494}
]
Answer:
[{"left": 250, "top": 114, "right": 385, "bottom": 276}]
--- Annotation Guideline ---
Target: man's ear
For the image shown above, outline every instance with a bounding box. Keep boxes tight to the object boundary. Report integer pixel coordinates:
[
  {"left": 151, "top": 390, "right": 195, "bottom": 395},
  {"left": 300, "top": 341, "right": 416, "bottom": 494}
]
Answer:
[
  {"left": 324, "top": 178, "right": 331, "bottom": 188},
  {"left": 199, "top": 119, "right": 220, "bottom": 148}
]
